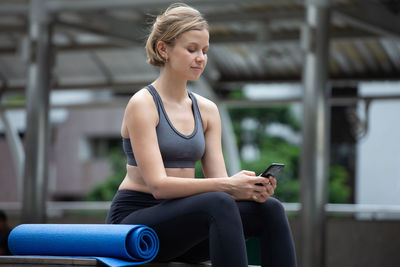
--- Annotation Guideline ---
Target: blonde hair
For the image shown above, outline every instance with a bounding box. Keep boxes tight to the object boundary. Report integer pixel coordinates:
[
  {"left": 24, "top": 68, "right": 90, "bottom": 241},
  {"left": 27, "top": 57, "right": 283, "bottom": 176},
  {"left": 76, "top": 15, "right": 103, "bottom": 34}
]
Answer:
[{"left": 145, "top": 3, "right": 209, "bottom": 67}]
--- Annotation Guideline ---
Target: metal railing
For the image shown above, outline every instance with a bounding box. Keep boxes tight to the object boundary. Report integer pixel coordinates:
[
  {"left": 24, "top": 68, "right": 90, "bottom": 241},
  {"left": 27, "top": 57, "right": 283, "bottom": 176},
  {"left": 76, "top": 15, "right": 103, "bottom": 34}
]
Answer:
[{"left": 1, "top": 201, "right": 400, "bottom": 219}]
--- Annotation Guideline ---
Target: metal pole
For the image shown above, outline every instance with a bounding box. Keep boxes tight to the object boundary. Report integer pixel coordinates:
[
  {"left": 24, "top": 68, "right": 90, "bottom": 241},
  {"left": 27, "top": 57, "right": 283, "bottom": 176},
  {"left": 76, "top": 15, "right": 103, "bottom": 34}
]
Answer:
[
  {"left": 0, "top": 111, "right": 25, "bottom": 201},
  {"left": 219, "top": 104, "right": 241, "bottom": 175},
  {"left": 194, "top": 78, "right": 241, "bottom": 175},
  {"left": 300, "top": 1, "right": 331, "bottom": 267},
  {"left": 22, "top": 0, "right": 53, "bottom": 223}
]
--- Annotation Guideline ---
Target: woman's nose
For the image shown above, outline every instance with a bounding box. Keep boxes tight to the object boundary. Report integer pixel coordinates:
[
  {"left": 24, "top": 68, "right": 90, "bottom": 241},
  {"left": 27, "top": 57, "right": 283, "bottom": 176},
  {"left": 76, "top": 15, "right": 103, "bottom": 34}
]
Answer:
[{"left": 195, "top": 53, "right": 206, "bottom": 62}]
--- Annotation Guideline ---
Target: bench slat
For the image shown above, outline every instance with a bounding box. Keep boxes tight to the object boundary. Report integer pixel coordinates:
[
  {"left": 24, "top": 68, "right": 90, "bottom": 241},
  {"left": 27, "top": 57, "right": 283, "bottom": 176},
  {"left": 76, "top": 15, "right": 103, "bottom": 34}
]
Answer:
[
  {"left": 0, "top": 256, "right": 259, "bottom": 266},
  {"left": 0, "top": 256, "right": 102, "bottom": 266}
]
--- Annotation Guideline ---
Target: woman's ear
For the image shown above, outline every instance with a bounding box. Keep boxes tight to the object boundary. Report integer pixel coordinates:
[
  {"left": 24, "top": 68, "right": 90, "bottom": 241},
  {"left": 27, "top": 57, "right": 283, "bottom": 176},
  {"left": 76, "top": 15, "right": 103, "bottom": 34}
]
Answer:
[{"left": 156, "top": 41, "right": 168, "bottom": 61}]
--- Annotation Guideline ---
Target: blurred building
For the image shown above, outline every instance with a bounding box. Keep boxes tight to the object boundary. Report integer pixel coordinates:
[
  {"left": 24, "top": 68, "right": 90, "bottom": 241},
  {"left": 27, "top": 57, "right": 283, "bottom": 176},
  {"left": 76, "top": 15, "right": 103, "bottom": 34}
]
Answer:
[{"left": 0, "top": 92, "right": 125, "bottom": 201}]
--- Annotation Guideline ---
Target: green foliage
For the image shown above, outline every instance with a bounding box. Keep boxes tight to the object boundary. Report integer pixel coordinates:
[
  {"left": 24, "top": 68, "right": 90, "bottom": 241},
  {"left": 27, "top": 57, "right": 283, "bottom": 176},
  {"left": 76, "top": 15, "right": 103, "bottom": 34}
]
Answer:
[
  {"left": 227, "top": 89, "right": 245, "bottom": 99},
  {"left": 328, "top": 165, "right": 351, "bottom": 203},
  {"left": 229, "top": 106, "right": 351, "bottom": 204},
  {"left": 3, "top": 94, "right": 25, "bottom": 107},
  {"left": 240, "top": 136, "right": 301, "bottom": 202},
  {"left": 86, "top": 149, "right": 125, "bottom": 201},
  {"left": 229, "top": 106, "right": 301, "bottom": 132},
  {"left": 246, "top": 237, "right": 261, "bottom": 264},
  {"left": 195, "top": 161, "right": 205, "bottom": 178}
]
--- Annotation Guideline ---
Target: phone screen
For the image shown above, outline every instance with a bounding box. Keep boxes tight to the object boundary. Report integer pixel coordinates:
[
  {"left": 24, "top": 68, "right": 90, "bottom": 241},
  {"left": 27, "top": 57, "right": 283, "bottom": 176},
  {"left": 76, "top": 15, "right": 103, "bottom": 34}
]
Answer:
[{"left": 261, "top": 163, "right": 285, "bottom": 178}]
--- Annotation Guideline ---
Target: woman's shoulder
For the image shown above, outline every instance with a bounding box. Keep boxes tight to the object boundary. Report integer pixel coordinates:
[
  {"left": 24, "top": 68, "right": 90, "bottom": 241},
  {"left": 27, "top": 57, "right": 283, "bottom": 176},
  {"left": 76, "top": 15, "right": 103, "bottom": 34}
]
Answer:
[
  {"left": 191, "top": 92, "right": 220, "bottom": 131},
  {"left": 124, "top": 87, "right": 158, "bottom": 122},
  {"left": 191, "top": 92, "right": 219, "bottom": 114},
  {"left": 127, "top": 87, "right": 155, "bottom": 109}
]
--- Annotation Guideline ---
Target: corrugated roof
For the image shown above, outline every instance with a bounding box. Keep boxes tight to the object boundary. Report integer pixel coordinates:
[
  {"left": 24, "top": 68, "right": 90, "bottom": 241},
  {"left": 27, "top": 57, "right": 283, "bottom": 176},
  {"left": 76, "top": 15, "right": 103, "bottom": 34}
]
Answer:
[{"left": 0, "top": 0, "right": 400, "bottom": 96}]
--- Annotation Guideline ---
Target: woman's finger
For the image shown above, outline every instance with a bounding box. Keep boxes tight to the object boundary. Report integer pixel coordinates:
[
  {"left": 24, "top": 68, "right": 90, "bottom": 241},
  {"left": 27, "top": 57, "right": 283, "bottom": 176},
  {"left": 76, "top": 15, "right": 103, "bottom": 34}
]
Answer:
[
  {"left": 256, "top": 193, "right": 269, "bottom": 203},
  {"left": 243, "top": 170, "right": 256, "bottom": 176},
  {"left": 266, "top": 183, "right": 274, "bottom": 195},
  {"left": 253, "top": 176, "right": 268, "bottom": 186},
  {"left": 270, "top": 177, "right": 277, "bottom": 188}
]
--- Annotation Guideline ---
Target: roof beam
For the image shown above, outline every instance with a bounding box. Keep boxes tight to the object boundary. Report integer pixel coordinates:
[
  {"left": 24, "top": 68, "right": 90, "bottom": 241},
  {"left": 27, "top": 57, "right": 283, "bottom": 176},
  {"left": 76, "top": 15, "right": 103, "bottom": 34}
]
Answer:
[
  {"left": 0, "top": 27, "right": 368, "bottom": 56},
  {"left": 0, "top": 4, "right": 28, "bottom": 15},
  {"left": 46, "top": 0, "right": 203, "bottom": 12},
  {"left": 0, "top": 0, "right": 305, "bottom": 15},
  {"left": 45, "top": 0, "right": 298, "bottom": 13},
  {"left": 334, "top": 0, "right": 400, "bottom": 39},
  {"left": 0, "top": 78, "right": 155, "bottom": 93},
  {"left": 5, "top": 70, "right": 400, "bottom": 94},
  {"left": 54, "top": 14, "right": 146, "bottom": 46},
  {"left": 206, "top": 9, "right": 304, "bottom": 23}
]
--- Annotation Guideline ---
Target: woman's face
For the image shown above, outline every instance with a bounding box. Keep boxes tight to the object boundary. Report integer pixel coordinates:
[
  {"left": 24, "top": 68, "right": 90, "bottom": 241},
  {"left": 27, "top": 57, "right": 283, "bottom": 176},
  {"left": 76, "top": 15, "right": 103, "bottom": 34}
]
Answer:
[{"left": 165, "top": 29, "right": 209, "bottom": 81}]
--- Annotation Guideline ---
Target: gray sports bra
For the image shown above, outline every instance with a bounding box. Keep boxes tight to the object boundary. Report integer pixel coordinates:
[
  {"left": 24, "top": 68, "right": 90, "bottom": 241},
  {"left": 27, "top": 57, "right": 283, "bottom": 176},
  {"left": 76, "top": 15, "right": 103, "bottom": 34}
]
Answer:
[{"left": 122, "top": 85, "right": 205, "bottom": 168}]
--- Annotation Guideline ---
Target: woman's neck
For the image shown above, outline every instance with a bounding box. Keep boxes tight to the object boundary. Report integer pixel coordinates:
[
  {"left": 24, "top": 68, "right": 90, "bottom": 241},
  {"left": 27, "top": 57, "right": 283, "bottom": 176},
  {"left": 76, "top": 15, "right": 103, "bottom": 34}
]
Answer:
[{"left": 153, "top": 68, "right": 188, "bottom": 101}]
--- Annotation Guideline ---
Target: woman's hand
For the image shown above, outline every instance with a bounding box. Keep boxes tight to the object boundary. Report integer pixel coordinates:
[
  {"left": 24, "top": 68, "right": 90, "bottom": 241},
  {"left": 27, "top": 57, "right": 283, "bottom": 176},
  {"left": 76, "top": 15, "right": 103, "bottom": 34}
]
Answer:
[
  {"left": 263, "top": 175, "right": 277, "bottom": 201},
  {"left": 228, "top": 170, "right": 276, "bottom": 203},
  {"left": 252, "top": 175, "right": 276, "bottom": 203}
]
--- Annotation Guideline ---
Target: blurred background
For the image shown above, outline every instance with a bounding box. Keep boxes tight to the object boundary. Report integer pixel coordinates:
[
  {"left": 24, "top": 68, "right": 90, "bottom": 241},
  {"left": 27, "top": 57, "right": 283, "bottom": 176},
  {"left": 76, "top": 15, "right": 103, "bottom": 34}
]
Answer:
[{"left": 0, "top": 0, "right": 400, "bottom": 266}]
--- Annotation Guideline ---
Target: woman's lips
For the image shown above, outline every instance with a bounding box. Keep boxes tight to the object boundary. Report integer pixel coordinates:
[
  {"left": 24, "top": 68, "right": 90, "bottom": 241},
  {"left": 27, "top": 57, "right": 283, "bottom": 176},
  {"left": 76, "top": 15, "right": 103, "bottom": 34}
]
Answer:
[{"left": 191, "top": 66, "right": 203, "bottom": 71}]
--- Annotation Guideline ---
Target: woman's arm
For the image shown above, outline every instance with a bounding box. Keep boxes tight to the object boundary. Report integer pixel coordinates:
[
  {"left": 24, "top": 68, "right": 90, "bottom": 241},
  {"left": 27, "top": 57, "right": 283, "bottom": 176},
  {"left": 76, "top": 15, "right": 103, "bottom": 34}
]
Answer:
[
  {"left": 196, "top": 95, "right": 228, "bottom": 178},
  {"left": 196, "top": 94, "right": 274, "bottom": 202},
  {"left": 126, "top": 90, "right": 269, "bottom": 200}
]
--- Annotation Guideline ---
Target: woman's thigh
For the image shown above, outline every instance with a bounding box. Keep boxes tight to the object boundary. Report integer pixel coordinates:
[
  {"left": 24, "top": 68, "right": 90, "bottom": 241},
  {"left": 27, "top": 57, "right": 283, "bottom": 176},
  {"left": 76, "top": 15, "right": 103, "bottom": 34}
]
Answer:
[
  {"left": 120, "top": 192, "right": 241, "bottom": 261},
  {"left": 172, "top": 198, "right": 287, "bottom": 263},
  {"left": 237, "top": 197, "right": 288, "bottom": 237},
  {"left": 237, "top": 198, "right": 297, "bottom": 267}
]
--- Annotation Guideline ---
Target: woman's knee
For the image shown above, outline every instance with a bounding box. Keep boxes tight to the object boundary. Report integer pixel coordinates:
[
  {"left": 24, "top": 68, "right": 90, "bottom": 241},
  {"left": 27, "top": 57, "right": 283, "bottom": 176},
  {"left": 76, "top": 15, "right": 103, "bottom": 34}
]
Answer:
[
  {"left": 204, "top": 192, "right": 236, "bottom": 207},
  {"left": 202, "top": 192, "right": 244, "bottom": 236},
  {"left": 200, "top": 192, "right": 239, "bottom": 216},
  {"left": 264, "top": 197, "right": 286, "bottom": 216},
  {"left": 205, "top": 191, "right": 234, "bottom": 201}
]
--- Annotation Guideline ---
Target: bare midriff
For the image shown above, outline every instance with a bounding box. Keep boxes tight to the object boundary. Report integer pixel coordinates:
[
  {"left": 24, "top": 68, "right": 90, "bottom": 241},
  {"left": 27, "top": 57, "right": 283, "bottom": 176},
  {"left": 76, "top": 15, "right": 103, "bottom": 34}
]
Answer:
[{"left": 118, "top": 165, "right": 196, "bottom": 194}]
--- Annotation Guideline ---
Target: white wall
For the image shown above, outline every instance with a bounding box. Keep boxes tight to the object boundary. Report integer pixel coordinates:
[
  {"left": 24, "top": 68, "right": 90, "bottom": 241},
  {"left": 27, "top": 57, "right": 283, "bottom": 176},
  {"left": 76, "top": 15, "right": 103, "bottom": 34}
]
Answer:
[{"left": 356, "top": 83, "right": 400, "bottom": 209}]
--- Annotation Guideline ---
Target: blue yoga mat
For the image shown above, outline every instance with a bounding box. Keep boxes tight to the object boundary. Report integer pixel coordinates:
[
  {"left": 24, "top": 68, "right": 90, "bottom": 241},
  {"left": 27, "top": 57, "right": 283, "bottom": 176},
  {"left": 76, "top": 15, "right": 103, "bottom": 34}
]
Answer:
[{"left": 8, "top": 224, "right": 159, "bottom": 266}]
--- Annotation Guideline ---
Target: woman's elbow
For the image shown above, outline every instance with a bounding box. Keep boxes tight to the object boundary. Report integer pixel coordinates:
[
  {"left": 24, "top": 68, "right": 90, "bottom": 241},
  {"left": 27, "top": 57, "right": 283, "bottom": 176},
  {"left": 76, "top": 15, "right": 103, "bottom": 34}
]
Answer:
[
  {"left": 148, "top": 182, "right": 166, "bottom": 200},
  {"left": 151, "top": 189, "right": 163, "bottom": 199}
]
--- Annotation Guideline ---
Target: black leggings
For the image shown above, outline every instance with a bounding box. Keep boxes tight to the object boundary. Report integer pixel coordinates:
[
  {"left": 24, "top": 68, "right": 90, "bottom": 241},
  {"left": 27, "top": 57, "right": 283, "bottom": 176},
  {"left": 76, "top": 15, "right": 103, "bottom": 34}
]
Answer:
[{"left": 106, "top": 190, "right": 297, "bottom": 267}]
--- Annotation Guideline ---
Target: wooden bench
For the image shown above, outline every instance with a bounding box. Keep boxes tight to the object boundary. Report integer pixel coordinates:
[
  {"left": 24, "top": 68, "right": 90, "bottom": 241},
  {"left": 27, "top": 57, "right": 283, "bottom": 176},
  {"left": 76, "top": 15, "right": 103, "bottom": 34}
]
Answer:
[{"left": 0, "top": 256, "right": 260, "bottom": 266}]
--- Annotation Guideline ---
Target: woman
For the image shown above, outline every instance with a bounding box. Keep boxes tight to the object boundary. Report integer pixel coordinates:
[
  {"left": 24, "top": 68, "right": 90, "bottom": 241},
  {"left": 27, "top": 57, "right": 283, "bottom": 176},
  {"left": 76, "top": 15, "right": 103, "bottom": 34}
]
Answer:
[{"left": 106, "top": 3, "right": 297, "bottom": 267}]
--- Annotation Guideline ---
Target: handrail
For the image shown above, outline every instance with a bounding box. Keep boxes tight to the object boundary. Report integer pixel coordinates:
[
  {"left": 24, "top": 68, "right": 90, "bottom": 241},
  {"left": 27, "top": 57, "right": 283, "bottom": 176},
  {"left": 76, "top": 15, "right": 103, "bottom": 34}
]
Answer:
[{"left": 2, "top": 201, "right": 400, "bottom": 216}]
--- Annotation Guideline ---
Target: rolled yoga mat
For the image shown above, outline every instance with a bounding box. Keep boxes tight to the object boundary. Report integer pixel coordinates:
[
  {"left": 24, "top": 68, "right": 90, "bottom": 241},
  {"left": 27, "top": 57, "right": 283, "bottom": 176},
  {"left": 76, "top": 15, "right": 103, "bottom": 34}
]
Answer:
[{"left": 8, "top": 224, "right": 159, "bottom": 267}]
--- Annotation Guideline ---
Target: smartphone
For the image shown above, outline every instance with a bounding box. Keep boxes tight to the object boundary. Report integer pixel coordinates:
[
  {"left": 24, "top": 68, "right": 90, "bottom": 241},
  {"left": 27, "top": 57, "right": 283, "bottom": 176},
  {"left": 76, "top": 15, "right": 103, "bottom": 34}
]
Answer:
[{"left": 260, "top": 163, "right": 285, "bottom": 178}]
